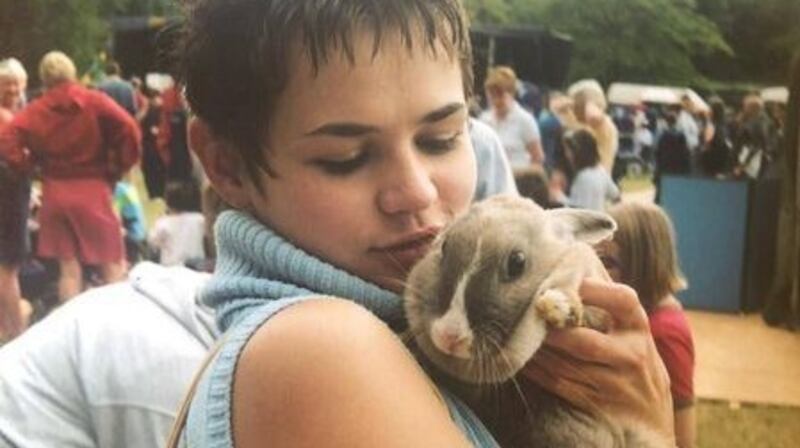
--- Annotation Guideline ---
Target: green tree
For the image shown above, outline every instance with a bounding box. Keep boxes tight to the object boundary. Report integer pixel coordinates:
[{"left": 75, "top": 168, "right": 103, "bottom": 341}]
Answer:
[
  {"left": 464, "top": 0, "right": 513, "bottom": 24},
  {"left": 0, "top": 0, "right": 108, "bottom": 79},
  {"left": 465, "top": 0, "right": 732, "bottom": 86},
  {"left": 696, "top": 0, "right": 800, "bottom": 84},
  {"left": 0, "top": 0, "right": 179, "bottom": 85}
]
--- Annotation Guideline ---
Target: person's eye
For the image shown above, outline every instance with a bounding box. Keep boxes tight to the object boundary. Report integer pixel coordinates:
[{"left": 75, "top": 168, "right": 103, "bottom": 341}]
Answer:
[
  {"left": 313, "top": 151, "right": 370, "bottom": 176},
  {"left": 416, "top": 131, "right": 463, "bottom": 155}
]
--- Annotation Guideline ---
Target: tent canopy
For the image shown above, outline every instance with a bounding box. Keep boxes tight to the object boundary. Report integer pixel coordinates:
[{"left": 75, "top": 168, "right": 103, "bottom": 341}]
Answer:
[
  {"left": 761, "top": 86, "right": 789, "bottom": 104},
  {"left": 607, "top": 82, "right": 710, "bottom": 113},
  {"left": 471, "top": 25, "right": 573, "bottom": 90}
]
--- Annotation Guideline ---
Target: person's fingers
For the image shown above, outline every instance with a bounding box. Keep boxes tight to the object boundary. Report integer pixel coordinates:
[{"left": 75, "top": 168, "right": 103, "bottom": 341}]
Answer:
[
  {"left": 525, "top": 346, "right": 668, "bottom": 420},
  {"left": 543, "top": 328, "right": 622, "bottom": 366},
  {"left": 578, "top": 279, "right": 649, "bottom": 330},
  {"left": 526, "top": 345, "right": 602, "bottom": 388},
  {"left": 522, "top": 348, "right": 602, "bottom": 414}
]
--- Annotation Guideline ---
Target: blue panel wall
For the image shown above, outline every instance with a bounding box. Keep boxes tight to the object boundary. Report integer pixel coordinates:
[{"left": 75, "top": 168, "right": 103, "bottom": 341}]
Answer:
[{"left": 660, "top": 176, "right": 750, "bottom": 312}]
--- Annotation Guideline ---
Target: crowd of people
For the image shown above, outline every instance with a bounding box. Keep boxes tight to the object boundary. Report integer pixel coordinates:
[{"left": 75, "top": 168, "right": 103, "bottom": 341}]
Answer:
[
  {"left": 476, "top": 65, "right": 785, "bottom": 210},
  {"left": 0, "top": 52, "right": 210, "bottom": 342},
  {"left": 0, "top": 0, "right": 796, "bottom": 447}
]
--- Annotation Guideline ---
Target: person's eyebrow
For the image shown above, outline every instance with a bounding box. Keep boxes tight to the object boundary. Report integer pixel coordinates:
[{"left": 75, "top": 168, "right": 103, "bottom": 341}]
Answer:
[
  {"left": 305, "top": 102, "right": 465, "bottom": 137},
  {"left": 419, "top": 102, "right": 465, "bottom": 124},
  {"left": 305, "top": 122, "right": 379, "bottom": 137}
]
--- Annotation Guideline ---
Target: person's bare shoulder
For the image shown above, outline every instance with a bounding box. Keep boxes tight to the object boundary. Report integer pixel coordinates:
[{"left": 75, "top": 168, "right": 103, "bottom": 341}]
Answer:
[{"left": 232, "top": 298, "right": 471, "bottom": 447}]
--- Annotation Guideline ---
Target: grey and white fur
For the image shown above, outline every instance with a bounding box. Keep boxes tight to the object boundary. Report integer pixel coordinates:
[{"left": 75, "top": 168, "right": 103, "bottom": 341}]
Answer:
[{"left": 404, "top": 195, "right": 668, "bottom": 448}]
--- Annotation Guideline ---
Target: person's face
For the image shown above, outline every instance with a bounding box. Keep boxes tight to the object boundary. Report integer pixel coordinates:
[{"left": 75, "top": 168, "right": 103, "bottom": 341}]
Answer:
[
  {"left": 0, "top": 76, "right": 21, "bottom": 109},
  {"left": 239, "top": 33, "right": 476, "bottom": 292},
  {"left": 486, "top": 87, "right": 512, "bottom": 115},
  {"left": 594, "top": 239, "right": 622, "bottom": 283}
]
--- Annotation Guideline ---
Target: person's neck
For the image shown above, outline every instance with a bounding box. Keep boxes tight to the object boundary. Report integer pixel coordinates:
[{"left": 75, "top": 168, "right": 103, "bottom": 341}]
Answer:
[{"left": 654, "top": 295, "right": 682, "bottom": 311}]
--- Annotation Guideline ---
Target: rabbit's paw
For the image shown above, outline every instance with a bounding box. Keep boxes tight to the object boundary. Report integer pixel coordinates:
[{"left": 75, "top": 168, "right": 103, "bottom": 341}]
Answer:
[{"left": 536, "top": 289, "right": 583, "bottom": 328}]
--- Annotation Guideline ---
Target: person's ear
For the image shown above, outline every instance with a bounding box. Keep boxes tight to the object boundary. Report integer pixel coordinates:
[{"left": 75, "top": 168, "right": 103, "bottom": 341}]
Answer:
[
  {"left": 188, "top": 117, "right": 253, "bottom": 210},
  {"left": 546, "top": 208, "right": 617, "bottom": 245}
]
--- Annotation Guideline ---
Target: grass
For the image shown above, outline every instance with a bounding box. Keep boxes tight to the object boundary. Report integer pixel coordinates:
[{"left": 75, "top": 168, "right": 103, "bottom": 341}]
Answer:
[
  {"left": 697, "top": 400, "right": 800, "bottom": 447},
  {"left": 619, "top": 173, "right": 655, "bottom": 194}
]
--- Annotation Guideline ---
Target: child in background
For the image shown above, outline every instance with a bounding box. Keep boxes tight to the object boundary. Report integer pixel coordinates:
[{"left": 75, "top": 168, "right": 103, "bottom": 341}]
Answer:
[
  {"left": 596, "top": 202, "right": 696, "bottom": 448},
  {"left": 114, "top": 180, "right": 147, "bottom": 265},
  {"left": 148, "top": 181, "right": 205, "bottom": 267},
  {"left": 553, "top": 129, "right": 620, "bottom": 210},
  {"left": 513, "top": 166, "right": 561, "bottom": 209}
]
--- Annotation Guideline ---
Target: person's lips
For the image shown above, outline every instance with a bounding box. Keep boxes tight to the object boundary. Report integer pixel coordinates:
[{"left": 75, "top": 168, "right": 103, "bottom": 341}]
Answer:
[{"left": 373, "top": 228, "right": 440, "bottom": 273}]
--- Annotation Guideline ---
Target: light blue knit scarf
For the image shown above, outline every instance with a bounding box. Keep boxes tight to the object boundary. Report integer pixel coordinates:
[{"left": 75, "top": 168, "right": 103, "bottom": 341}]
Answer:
[
  {"left": 197, "top": 210, "right": 499, "bottom": 447},
  {"left": 201, "top": 210, "right": 406, "bottom": 332}
]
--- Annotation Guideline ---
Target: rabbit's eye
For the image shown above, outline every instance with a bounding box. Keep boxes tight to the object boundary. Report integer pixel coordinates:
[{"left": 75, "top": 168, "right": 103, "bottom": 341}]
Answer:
[{"left": 504, "top": 250, "right": 527, "bottom": 281}]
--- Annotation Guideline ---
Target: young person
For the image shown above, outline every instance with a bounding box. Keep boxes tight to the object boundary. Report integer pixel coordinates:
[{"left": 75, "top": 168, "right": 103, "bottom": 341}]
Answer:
[
  {"left": 553, "top": 129, "right": 620, "bottom": 211},
  {"left": 597, "top": 202, "right": 696, "bottom": 448},
  {"left": 148, "top": 181, "right": 205, "bottom": 267},
  {"left": 175, "top": 1, "right": 674, "bottom": 446}
]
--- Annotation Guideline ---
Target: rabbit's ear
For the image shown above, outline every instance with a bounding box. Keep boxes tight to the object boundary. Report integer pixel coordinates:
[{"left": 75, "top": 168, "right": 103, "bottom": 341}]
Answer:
[{"left": 546, "top": 208, "right": 617, "bottom": 245}]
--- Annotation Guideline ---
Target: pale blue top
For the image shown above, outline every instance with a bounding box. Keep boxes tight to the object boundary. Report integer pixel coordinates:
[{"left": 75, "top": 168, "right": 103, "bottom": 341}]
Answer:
[
  {"left": 183, "top": 210, "right": 499, "bottom": 447},
  {"left": 567, "top": 165, "right": 620, "bottom": 211}
]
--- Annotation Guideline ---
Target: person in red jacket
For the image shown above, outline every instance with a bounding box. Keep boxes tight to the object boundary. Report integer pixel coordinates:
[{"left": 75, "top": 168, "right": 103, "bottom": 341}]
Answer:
[{"left": 0, "top": 51, "right": 141, "bottom": 302}]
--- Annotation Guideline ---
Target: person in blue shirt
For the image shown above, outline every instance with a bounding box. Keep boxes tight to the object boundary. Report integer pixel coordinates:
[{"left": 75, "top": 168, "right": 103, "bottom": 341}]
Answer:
[
  {"left": 114, "top": 180, "right": 147, "bottom": 264},
  {"left": 96, "top": 61, "right": 137, "bottom": 117},
  {"left": 538, "top": 91, "right": 567, "bottom": 172}
]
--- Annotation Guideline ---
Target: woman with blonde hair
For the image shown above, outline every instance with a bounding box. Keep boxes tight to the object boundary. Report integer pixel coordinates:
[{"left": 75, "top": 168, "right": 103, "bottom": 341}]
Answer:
[
  {"left": 0, "top": 51, "right": 141, "bottom": 302},
  {"left": 596, "top": 202, "right": 696, "bottom": 448},
  {"left": 0, "top": 59, "right": 31, "bottom": 340},
  {"left": 568, "top": 79, "right": 619, "bottom": 174}
]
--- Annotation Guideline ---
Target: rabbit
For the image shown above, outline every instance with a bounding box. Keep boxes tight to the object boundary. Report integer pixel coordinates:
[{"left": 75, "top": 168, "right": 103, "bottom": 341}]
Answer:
[{"left": 403, "top": 195, "right": 668, "bottom": 447}]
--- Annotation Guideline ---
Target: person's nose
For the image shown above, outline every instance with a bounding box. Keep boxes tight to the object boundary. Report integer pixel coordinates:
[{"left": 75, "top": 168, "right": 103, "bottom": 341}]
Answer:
[{"left": 377, "top": 146, "right": 438, "bottom": 216}]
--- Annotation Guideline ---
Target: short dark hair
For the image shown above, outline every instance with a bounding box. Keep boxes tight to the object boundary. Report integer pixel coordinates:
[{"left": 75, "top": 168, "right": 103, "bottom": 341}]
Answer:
[
  {"left": 563, "top": 129, "right": 599, "bottom": 172},
  {"left": 178, "top": 0, "right": 473, "bottom": 182},
  {"left": 165, "top": 180, "right": 202, "bottom": 213},
  {"left": 105, "top": 61, "right": 122, "bottom": 76},
  {"left": 514, "top": 166, "right": 551, "bottom": 209}
]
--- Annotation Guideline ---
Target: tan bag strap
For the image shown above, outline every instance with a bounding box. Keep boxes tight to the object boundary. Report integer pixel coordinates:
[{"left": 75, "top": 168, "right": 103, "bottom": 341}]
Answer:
[{"left": 166, "top": 334, "right": 229, "bottom": 448}]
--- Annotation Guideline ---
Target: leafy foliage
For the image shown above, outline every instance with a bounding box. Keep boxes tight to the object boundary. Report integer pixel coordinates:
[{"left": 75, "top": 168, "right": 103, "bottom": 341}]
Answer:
[
  {"left": 0, "top": 0, "right": 178, "bottom": 84},
  {"left": 2, "top": 0, "right": 797, "bottom": 87},
  {"left": 466, "top": 0, "right": 732, "bottom": 86},
  {"left": 696, "top": 0, "right": 800, "bottom": 84}
]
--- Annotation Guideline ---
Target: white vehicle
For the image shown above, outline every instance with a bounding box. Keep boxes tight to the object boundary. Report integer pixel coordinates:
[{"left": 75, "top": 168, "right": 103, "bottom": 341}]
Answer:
[{"left": 607, "top": 82, "right": 710, "bottom": 113}]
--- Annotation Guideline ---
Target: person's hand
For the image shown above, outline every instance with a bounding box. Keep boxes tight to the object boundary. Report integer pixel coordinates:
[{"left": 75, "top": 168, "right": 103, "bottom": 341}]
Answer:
[{"left": 522, "top": 279, "right": 675, "bottom": 443}]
